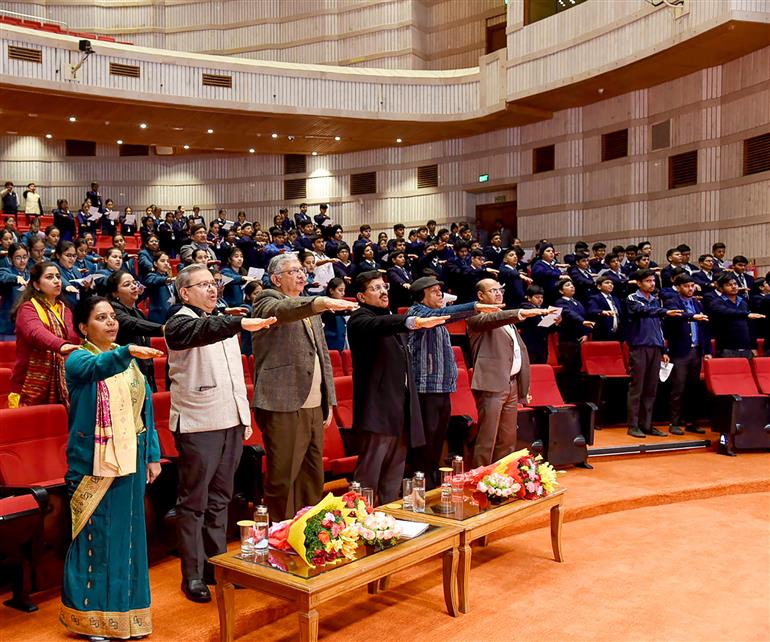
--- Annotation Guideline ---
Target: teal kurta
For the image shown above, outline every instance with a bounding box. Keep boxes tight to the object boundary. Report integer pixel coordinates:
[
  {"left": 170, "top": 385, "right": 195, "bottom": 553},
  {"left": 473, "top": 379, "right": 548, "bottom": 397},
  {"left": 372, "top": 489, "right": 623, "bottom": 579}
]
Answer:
[{"left": 60, "top": 346, "right": 161, "bottom": 640}]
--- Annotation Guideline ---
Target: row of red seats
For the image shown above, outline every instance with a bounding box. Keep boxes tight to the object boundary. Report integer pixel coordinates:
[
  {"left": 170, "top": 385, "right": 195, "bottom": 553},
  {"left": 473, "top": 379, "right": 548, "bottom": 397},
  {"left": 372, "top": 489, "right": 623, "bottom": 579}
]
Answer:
[{"left": 0, "top": 14, "right": 131, "bottom": 44}]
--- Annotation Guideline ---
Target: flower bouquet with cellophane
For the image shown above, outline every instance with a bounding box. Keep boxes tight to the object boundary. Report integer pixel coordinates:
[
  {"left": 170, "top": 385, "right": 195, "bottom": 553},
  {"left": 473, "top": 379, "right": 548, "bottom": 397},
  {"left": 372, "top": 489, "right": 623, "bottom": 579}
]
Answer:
[
  {"left": 355, "top": 511, "right": 400, "bottom": 551},
  {"left": 340, "top": 490, "right": 373, "bottom": 524}
]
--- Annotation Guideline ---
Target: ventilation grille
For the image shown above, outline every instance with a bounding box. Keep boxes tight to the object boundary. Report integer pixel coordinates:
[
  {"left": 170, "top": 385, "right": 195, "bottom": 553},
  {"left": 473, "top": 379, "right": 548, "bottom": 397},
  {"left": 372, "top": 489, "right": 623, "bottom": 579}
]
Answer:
[
  {"left": 601, "top": 129, "right": 628, "bottom": 162},
  {"left": 417, "top": 164, "right": 438, "bottom": 189},
  {"left": 202, "top": 73, "right": 232, "bottom": 88},
  {"left": 533, "top": 144, "right": 555, "bottom": 174},
  {"left": 284, "top": 178, "right": 307, "bottom": 200},
  {"left": 120, "top": 144, "right": 149, "bottom": 157},
  {"left": 8, "top": 45, "right": 42, "bottom": 64},
  {"left": 669, "top": 150, "right": 698, "bottom": 189},
  {"left": 65, "top": 139, "right": 96, "bottom": 157},
  {"left": 351, "top": 171, "right": 377, "bottom": 195},
  {"left": 651, "top": 120, "right": 671, "bottom": 150},
  {"left": 109, "top": 62, "right": 140, "bottom": 78},
  {"left": 284, "top": 154, "right": 307, "bottom": 175},
  {"left": 744, "top": 132, "right": 770, "bottom": 176}
]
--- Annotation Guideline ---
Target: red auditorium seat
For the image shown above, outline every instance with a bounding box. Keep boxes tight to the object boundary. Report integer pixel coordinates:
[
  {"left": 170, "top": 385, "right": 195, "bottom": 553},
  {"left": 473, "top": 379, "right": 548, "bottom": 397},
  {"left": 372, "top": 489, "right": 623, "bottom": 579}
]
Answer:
[
  {"left": 546, "top": 333, "right": 562, "bottom": 374},
  {"left": 757, "top": 338, "right": 765, "bottom": 355},
  {"left": 445, "top": 319, "right": 466, "bottom": 336},
  {"left": 323, "top": 416, "right": 357, "bottom": 478},
  {"left": 124, "top": 236, "right": 140, "bottom": 250},
  {"left": 2, "top": 17, "right": 24, "bottom": 26},
  {"left": 329, "top": 350, "right": 345, "bottom": 377},
  {"left": 332, "top": 375, "right": 357, "bottom": 455},
  {"left": 151, "top": 391, "right": 177, "bottom": 459},
  {"left": 580, "top": 341, "right": 629, "bottom": 425},
  {"left": 0, "top": 367, "right": 11, "bottom": 407},
  {"left": 524, "top": 365, "right": 596, "bottom": 467},
  {"left": 153, "top": 356, "right": 167, "bottom": 392},
  {"left": 241, "top": 354, "right": 252, "bottom": 386},
  {"left": 751, "top": 358, "right": 770, "bottom": 395},
  {"left": 150, "top": 336, "right": 167, "bottom": 355},
  {"left": 452, "top": 345, "right": 467, "bottom": 370},
  {"left": 451, "top": 368, "right": 478, "bottom": 454},
  {"left": 397, "top": 307, "right": 409, "bottom": 315},
  {"left": 703, "top": 358, "right": 770, "bottom": 454},
  {"left": 0, "top": 341, "right": 16, "bottom": 370},
  {"left": 341, "top": 349, "right": 353, "bottom": 376},
  {"left": 234, "top": 385, "right": 265, "bottom": 504}
]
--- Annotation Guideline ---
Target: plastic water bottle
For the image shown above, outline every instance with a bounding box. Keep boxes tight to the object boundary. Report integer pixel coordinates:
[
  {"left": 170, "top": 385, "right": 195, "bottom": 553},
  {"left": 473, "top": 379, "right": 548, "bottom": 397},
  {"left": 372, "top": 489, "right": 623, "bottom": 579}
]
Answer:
[
  {"left": 413, "top": 472, "right": 426, "bottom": 513},
  {"left": 253, "top": 505, "right": 269, "bottom": 550},
  {"left": 451, "top": 455, "right": 464, "bottom": 501}
]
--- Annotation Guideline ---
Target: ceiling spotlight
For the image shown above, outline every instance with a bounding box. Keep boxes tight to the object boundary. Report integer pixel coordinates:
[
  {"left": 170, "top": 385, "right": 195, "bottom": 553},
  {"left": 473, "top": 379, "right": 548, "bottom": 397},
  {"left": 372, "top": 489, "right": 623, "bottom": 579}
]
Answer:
[
  {"left": 183, "top": 144, "right": 190, "bottom": 150},
  {"left": 311, "top": 151, "right": 318, "bottom": 156},
  {"left": 45, "top": 133, "right": 53, "bottom": 139},
  {"left": 334, "top": 136, "right": 341, "bottom": 141},
  {"left": 597, "top": 88, "right": 605, "bottom": 94},
  {"left": 271, "top": 133, "right": 278, "bottom": 139},
  {"left": 396, "top": 138, "right": 402, "bottom": 143},
  {"left": 68, "top": 116, "right": 77, "bottom": 122},
  {"left": 248, "top": 148, "right": 255, "bottom": 153},
  {"left": 214, "top": 147, "right": 224, "bottom": 151},
  {"left": 207, "top": 128, "right": 214, "bottom": 134},
  {"left": 172, "top": 127, "right": 184, "bottom": 131},
  {"left": 116, "top": 139, "right": 123, "bottom": 145},
  {"left": 139, "top": 123, "right": 148, "bottom": 129},
  {"left": 287, "top": 135, "right": 295, "bottom": 141},
  {"left": 28, "top": 113, "right": 38, "bottom": 118}
]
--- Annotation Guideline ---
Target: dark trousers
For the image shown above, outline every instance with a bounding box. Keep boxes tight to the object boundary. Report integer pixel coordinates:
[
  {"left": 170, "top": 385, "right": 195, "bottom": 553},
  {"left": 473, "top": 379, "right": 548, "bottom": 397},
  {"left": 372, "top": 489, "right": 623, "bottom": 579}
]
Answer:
[
  {"left": 354, "top": 430, "right": 407, "bottom": 505},
  {"left": 627, "top": 346, "right": 662, "bottom": 431},
  {"left": 471, "top": 378, "right": 519, "bottom": 468},
  {"left": 174, "top": 426, "right": 244, "bottom": 581},
  {"left": 256, "top": 406, "right": 324, "bottom": 523},
  {"left": 557, "top": 338, "right": 582, "bottom": 401},
  {"left": 415, "top": 392, "right": 452, "bottom": 488},
  {"left": 669, "top": 348, "right": 702, "bottom": 426}
]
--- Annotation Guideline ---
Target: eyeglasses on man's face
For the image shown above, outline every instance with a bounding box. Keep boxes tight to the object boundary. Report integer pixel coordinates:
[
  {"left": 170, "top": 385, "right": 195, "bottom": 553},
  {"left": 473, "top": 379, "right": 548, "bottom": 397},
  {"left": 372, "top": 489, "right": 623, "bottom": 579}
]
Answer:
[
  {"left": 366, "top": 283, "right": 389, "bottom": 293},
  {"left": 487, "top": 286, "right": 505, "bottom": 295},
  {"left": 186, "top": 280, "right": 217, "bottom": 291},
  {"left": 277, "top": 267, "right": 304, "bottom": 277}
]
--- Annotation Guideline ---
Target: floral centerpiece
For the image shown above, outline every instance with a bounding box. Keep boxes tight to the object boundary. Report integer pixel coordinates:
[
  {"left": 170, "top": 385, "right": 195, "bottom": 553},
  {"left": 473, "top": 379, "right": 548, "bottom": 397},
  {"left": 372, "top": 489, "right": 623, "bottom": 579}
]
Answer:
[
  {"left": 340, "top": 490, "right": 373, "bottom": 524},
  {"left": 476, "top": 472, "right": 519, "bottom": 504},
  {"left": 355, "top": 512, "right": 400, "bottom": 551}
]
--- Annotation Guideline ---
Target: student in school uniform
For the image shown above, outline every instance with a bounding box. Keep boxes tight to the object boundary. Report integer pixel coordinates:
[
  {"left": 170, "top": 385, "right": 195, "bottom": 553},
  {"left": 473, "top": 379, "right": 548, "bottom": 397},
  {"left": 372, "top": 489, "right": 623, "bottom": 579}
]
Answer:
[
  {"left": 663, "top": 274, "right": 711, "bottom": 436},
  {"left": 531, "top": 244, "right": 563, "bottom": 305},
  {"left": 691, "top": 254, "right": 717, "bottom": 294},
  {"left": 587, "top": 275, "right": 624, "bottom": 342},
  {"left": 625, "top": 268, "right": 683, "bottom": 438},
  {"left": 483, "top": 233, "right": 506, "bottom": 269},
  {"left": 142, "top": 251, "right": 176, "bottom": 324},
  {"left": 729, "top": 255, "right": 754, "bottom": 298},
  {"left": 518, "top": 285, "right": 557, "bottom": 364},
  {"left": 705, "top": 272, "right": 765, "bottom": 358},
  {"left": 554, "top": 279, "right": 594, "bottom": 400},
  {"left": 598, "top": 253, "right": 630, "bottom": 300},
  {"left": 498, "top": 249, "right": 530, "bottom": 309},
  {"left": 567, "top": 253, "right": 597, "bottom": 305},
  {"left": 588, "top": 242, "right": 607, "bottom": 273},
  {"left": 660, "top": 247, "right": 685, "bottom": 288}
]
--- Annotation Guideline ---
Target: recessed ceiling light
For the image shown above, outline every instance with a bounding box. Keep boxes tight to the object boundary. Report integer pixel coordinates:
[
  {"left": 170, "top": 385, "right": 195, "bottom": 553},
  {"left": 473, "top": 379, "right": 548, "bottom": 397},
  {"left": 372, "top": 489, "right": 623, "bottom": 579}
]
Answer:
[
  {"left": 68, "top": 116, "right": 77, "bottom": 122},
  {"left": 207, "top": 128, "right": 214, "bottom": 134},
  {"left": 28, "top": 113, "right": 38, "bottom": 118},
  {"left": 311, "top": 151, "right": 318, "bottom": 156},
  {"left": 139, "top": 123, "right": 148, "bottom": 129},
  {"left": 183, "top": 144, "right": 190, "bottom": 150},
  {"left": 288, "top": 135, "right": 295, "bottom": 141},
  {"left": 271, "top": 133, "right": 278, "bottom": 139},
  {"left": 334, "top": 136, "right": 341, "bottom": 141},
  {"left": 214, "top": 147, "right": 224, "bottom": 151},
  {"left": 396, "top": 138, "right": 402, "bottom": 143},
  {"left": 116, "top": 139, "right": 123, "bottom": 145},
  {"left": 6, "top": 131, "right": 17, "bottom": 135},
  {"left": 248, "top": 148, "right": 255, "bottom": 153},
  {"left": 597, "top": 88, "right": 604, "bottom": 94},
  {"left": 173, "top": 127, "right": 184, "bottom": 131},
  {"left": 45, "top": 133, "right": 53, "bottom": 139}
]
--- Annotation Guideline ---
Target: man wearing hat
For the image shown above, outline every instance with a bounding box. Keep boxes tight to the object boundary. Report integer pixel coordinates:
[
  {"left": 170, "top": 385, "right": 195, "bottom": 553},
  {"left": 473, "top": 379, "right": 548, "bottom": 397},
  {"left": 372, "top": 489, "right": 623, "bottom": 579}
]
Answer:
[
  {"left": 406, "top": 276, "right": 501, "bottom": 485},
  {"left": 663, "top": 274, "right": 712, "bottom": 435}
]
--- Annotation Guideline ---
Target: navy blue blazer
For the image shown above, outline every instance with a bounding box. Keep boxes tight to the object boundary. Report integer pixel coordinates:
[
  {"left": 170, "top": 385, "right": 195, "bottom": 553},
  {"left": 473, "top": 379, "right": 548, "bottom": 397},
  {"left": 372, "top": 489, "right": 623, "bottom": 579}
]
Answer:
[
  {"left": 586, "top": 292, "right": 624, "bottom": 341},
  {"left": 567, "top": 265, "right": 596, "bottom": 304},
  {"left": 532, "top": 260, "right": 563, "bottom": 303},
  {"left": 554, "top": 297, "right": 591, "bottom": 341},
  {"left": 691, "top": 270, "right": 716, "bottom": 294},
  {"left": 663, "top": 294, "right": 712, "bottom": 358},
  {"left": 705, "top": 294, "right": 754, "bottom": 351},
  {"left": 498, "top": 264, "right": 526, "bottom": 309},
  {"left": 483, "top": 246, "right": 505, "bottom": 268}
]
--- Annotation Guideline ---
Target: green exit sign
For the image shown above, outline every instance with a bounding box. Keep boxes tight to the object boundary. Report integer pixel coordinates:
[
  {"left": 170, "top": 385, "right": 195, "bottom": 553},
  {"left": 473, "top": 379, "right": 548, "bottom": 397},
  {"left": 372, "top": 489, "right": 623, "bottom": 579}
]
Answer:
[{"left": 478, "top": 173, "right": 490, "bottom": 183}]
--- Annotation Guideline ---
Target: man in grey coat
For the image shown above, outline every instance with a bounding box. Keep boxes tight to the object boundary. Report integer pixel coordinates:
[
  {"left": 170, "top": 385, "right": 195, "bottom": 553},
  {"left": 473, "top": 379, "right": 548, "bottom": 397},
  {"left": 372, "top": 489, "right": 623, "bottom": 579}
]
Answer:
[
  {"left": 467, "top": 278, "right": 551, "bottom": 467},
  {"left": 251, "top": 254, "right": 358, "bottom": 521}
]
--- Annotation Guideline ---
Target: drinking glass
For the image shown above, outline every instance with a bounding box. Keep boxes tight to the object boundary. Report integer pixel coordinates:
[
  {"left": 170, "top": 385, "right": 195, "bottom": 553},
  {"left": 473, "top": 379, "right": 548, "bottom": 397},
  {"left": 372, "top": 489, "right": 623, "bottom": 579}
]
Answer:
[
  {"left": 237, "top": 520, "right": 257, "bottom": 553},
  {"left": 362, "top": 487, "right": 375, "bottom": 509},
  {"left": 402, "top": 478, "right": 413, "bottom": 510}
]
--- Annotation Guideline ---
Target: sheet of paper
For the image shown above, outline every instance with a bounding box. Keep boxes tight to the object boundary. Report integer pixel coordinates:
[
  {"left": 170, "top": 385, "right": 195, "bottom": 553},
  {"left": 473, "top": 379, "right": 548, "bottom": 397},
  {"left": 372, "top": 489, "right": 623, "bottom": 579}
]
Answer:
[
  {"left": 442, "top": 293, "right": 458, "bottom": 305},
  {"left": 219, "top": 275, "right": 234, "bottom": 287},
  {"left": 538, "top": 307, "right": 561, "bottom": 328},
  {"left": 107, "top": 209, "right": 120, "bottom": 221},
  {"left": 70, "top": 273, "right": 106, "bottom": 288},
  {"left": 521, "top": 249, "right": 534, "bottom": 263},
  {"left": 87, "top": 210, "right": 102, "bottom": 222},
  {"left": 124, "top": 214, "right": 136, "bottom": 225},
  {"left": 659, "top": 361, "right": 674, "bottom": 382},
  {"left": 393, "top": 520, "right": 429, "bottom": 539},
  {"left": 222, "top": 220, "right": 235, "bottom": 230},
  {"left": 247, "top": 267, "right": 265, "bottom": 280}
]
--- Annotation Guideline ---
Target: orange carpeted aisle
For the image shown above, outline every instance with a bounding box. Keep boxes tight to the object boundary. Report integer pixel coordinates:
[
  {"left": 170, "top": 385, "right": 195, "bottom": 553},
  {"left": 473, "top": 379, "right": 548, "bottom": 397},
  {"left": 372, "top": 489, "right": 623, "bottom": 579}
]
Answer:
[{"left": 2, "top": 448, "right": 769, "bottom": 641}]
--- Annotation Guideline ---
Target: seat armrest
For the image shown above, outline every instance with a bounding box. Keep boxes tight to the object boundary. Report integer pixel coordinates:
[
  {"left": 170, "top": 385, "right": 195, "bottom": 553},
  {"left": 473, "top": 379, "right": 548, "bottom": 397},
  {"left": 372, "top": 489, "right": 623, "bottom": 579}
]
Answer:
[{"left": 0, "top": 485, "right": 49, "bottom": 509}]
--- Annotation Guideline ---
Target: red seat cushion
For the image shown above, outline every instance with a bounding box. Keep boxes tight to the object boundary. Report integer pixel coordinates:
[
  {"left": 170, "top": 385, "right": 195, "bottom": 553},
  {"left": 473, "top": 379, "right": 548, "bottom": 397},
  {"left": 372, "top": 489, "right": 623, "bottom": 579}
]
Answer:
[
  {"left": 329, "top": 351, "right": 345, "bottom": 378},
  {"left": 581, "top": 341, "right": 628, "bottom": 376},
  {"left": 750, "top": 357, "right": 770, "bottom": 395},
  {"left": 0, "top": 494, "right": 39, "bottom": 516},
  {"left": 333, "top": 376, "right": 353, "bottom": 428},
  {"left": 151, "top": 392, "right": 178, "bottom": 458},
  {"left": 150, "top": 336, "right": 167, "bottom": 355},
  {"left": 341, "top": 350, "right": 353, "bottom": 376},
  {"left": 704, "top": 358, "right": 761, "bottom": 396},
  {"left": 452, "top": 346, "right": 467, "bottom": 370},
  {"left": 451, "top": 368, "right": 477, "bottom": 422},
  {"left": 528, "top": 364, "right": 567, "bottom": 407},
  {"left": 0, "top": 341, "right": 16, "bottom": 370},
  {"left": 154, "top": 356, "right": 167, "bottom": 392},
  {"left": 323, "top": 417, "right": 357, "bottom": 475}
]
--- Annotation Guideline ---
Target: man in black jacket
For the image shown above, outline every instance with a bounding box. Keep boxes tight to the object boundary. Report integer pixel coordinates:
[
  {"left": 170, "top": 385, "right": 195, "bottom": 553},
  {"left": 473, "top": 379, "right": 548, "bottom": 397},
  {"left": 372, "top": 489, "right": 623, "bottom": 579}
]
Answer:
[{"left": 347, "top": 271, "right": 448, "bottom": 504}]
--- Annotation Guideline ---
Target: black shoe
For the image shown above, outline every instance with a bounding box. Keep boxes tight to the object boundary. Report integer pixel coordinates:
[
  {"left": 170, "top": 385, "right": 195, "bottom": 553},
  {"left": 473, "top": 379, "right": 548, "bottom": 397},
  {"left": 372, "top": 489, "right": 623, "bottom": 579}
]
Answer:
[
  {"left": 627, "top": 427, "right": 646, "bottom": 438},
  {"left": 644, "top": 427, "right": 668, "bottom": 437},
  {"left": 686, "top": 424, "right": 706, "bottom": 434},
  {"left": 574, "top": 461, "right": 593, "bottom": 469},
  {"left": 668, "top": 425, "right": 685, "bottom": 435},
  {"left": 717, "top": 443, "right": 737, "bottom": 457},
  {"left": 181, "top": 579, "right": 211, "bottom": 603}
]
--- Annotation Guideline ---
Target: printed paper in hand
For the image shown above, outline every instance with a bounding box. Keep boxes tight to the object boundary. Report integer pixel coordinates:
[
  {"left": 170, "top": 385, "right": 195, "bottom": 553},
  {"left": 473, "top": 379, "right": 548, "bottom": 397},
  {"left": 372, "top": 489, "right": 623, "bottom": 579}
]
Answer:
[
  {"left": 222, "top": 221, "right": 235, "bottom": 230},
  {"left": 247, "top": 267, "right": 265, "bottom": 280},
  {"left": 70, "top": 273, "right": 106, "bottom": 288},
  {"left": 442, "top": 293, "right": 458, "bottom": 305},
  {"left": 538, "top": 307, "right": 562, "bottom": 328},
  {"left": 124, "top": 214, "right": 136, "bottom": 226},
  {"left": 393, "top": 520, "right": 429, "bottom": 539},
  {"left": 659, "top": 361, "right": 674, "bottom": 382},
  {"left": 219, "top": 275, "right": 234, "bottom": 287},
  {"left": 522, "top": 249, "right": 535, "bottom": 263},
  {"left": 87, "top": 208, "right": 102, "bottom": 222},
  {"left": 108, "top": 209, "right": 120, "bottom": 221}
]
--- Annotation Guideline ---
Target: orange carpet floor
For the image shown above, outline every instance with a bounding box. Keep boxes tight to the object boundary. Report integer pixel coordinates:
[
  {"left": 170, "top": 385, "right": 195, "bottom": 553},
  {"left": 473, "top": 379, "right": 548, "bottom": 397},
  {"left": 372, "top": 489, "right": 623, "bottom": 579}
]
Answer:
[{"left": 2, "top": 445, "right": 769, "bottom": 641}]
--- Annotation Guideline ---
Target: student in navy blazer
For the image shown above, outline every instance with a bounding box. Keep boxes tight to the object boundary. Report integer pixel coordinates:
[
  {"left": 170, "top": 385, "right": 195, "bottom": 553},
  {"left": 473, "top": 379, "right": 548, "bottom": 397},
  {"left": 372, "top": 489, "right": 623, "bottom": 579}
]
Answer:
[
  {"left": 706, "top": 272, "right": 765, "bottom": 357},
  {"left": 498, "top": 249, "right": 530, "bottom": 309},
  {"left": 531, "top": 244, "right": 563, "bottom": 305},
  {"left": 587, "top": 275, "right": 624, "bottom": 342},
  {"left": 567, "top": 253, "right": 596, "bottom": 305},
  {"left": 554, "top": 279, "right": 594, "bottom": 400},
  {"left": 663, "top": 274, "right": 711, "bottom": 434}
]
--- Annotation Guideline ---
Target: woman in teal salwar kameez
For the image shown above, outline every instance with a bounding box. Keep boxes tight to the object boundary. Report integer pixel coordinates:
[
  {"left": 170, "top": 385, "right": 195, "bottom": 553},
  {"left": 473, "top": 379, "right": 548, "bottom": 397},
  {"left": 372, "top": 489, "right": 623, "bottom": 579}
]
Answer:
[{"left": 60, "top": 297, "right": 164, "bottom": 640}]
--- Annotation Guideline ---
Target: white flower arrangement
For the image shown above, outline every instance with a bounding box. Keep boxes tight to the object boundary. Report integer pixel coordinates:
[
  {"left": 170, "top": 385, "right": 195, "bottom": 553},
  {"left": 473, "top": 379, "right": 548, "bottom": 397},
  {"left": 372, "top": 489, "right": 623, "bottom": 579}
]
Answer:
[
  {"left": 477, "top": 473, "right": 520, "bottom": 502},
  {"left": 355, "top": 511, "right": 401, "bottom": 550}
]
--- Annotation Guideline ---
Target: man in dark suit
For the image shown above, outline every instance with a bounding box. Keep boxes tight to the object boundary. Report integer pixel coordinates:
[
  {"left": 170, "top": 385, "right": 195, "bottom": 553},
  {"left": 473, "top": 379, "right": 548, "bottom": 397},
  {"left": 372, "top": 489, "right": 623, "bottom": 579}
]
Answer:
[
  {"left": 347, "top": 271, "right": 447, "bottom": 503},
  {"left": 567, "top": 253, "right": 596, "bottom": 305},
  {"left": 586, "top": 275, "right": 623, "bottom": 342},
  {"left": 251, "top": 254, "right": 358, "bottom": 521},
  {"left": 705, "top": 272, "right": 765, "bottom": 358},
  {"left": 664, "top": 274, "right": 711, "bottom": 435},
  {"left": 467, "top": 278, "right": 550, "bottom": 467}
]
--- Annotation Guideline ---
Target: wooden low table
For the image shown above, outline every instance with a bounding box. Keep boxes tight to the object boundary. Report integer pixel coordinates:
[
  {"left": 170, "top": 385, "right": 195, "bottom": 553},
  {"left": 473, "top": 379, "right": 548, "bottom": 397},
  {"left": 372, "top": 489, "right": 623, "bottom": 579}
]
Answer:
[
  {"left": 209, "top": 522, "right": 463, "bottom": 642},
  {"left": 382, "top": 487, "right": 565, "bottom": 613}
]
